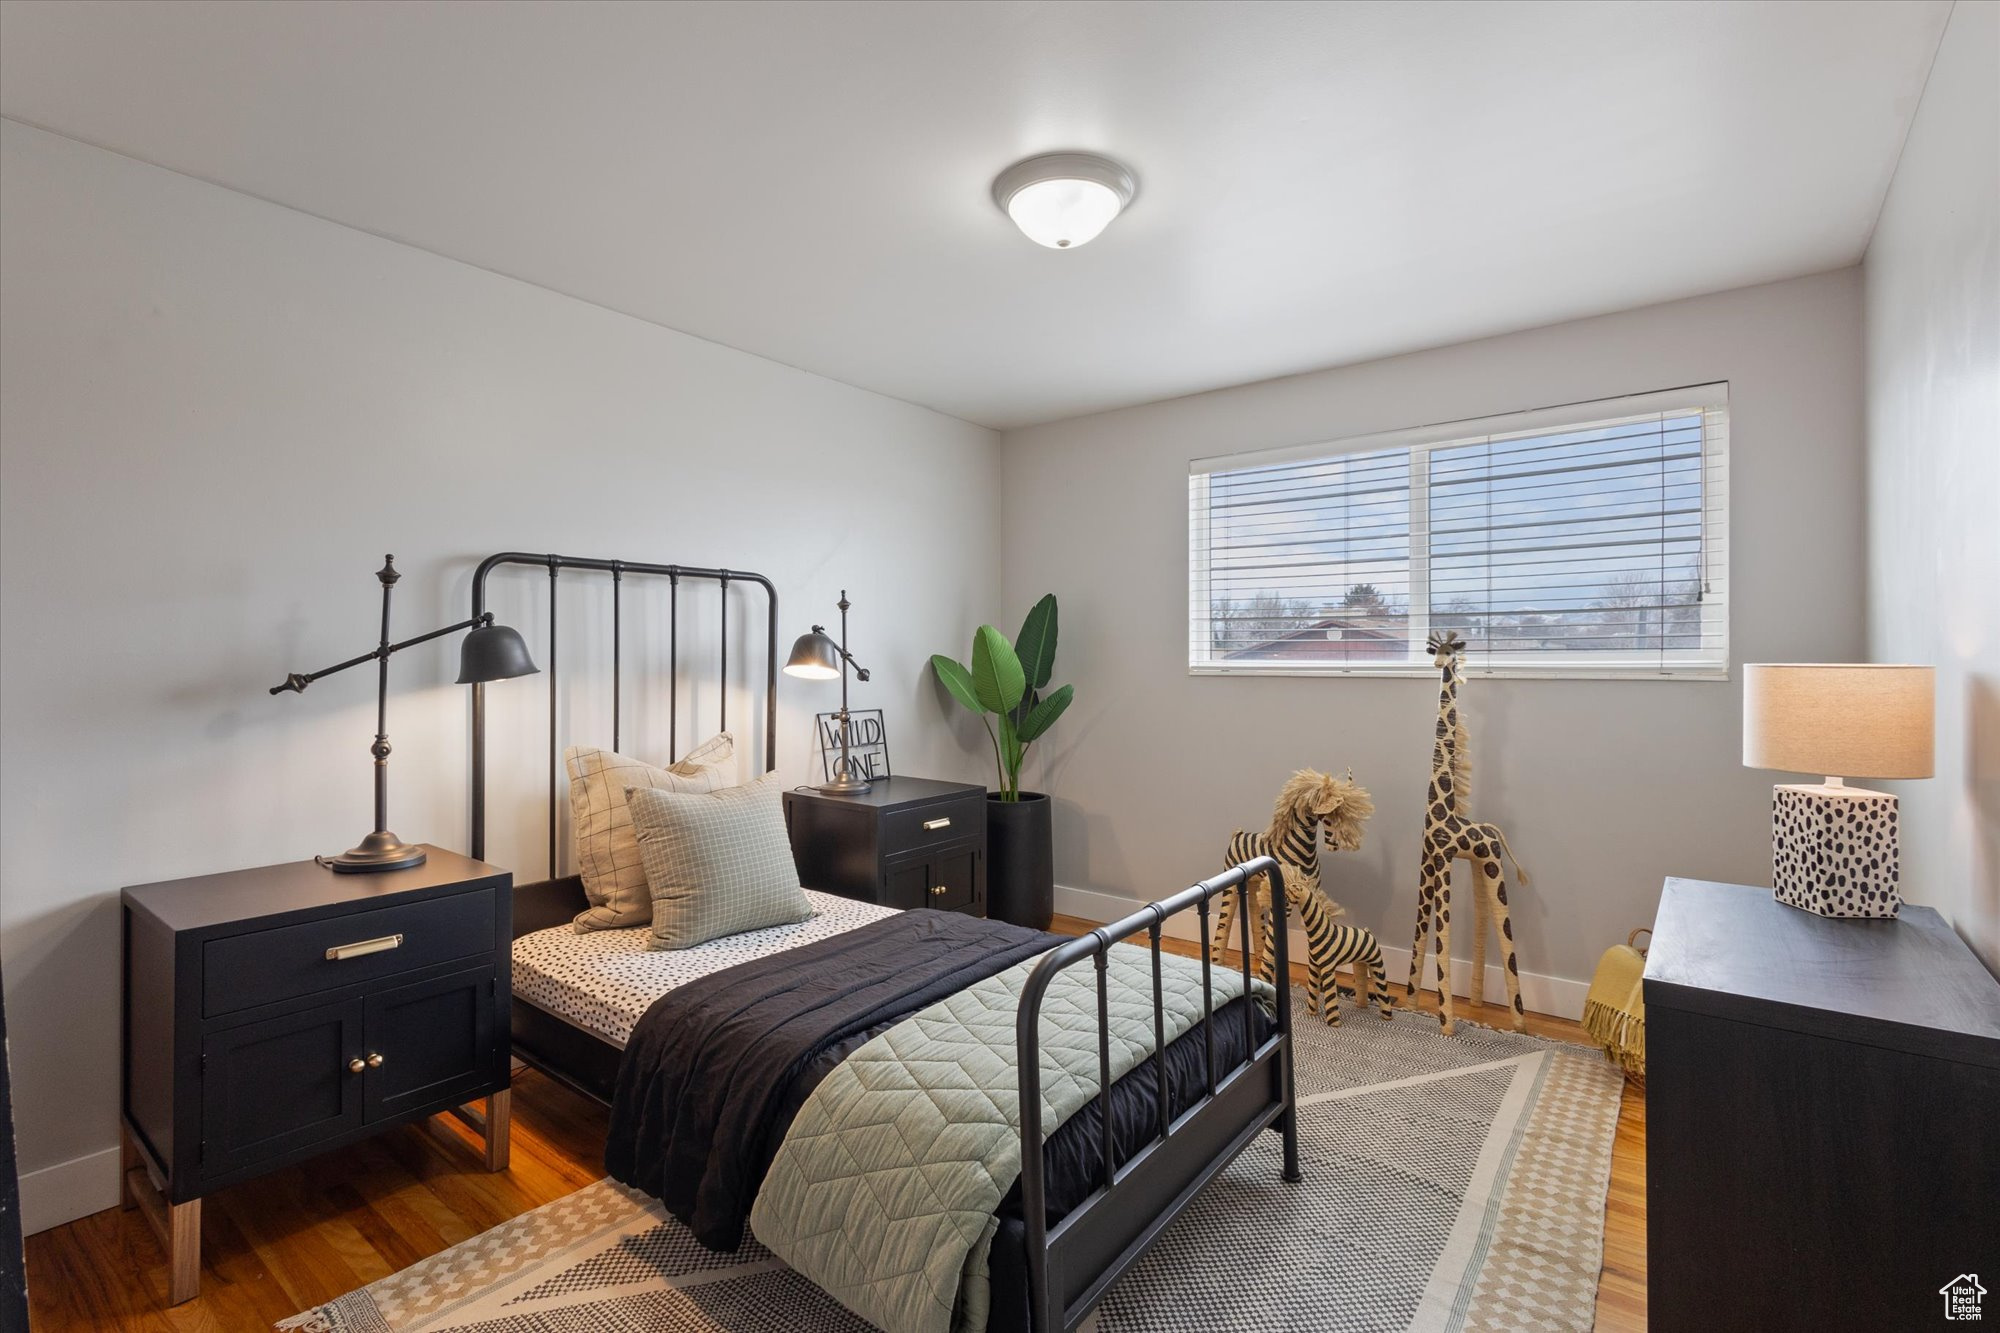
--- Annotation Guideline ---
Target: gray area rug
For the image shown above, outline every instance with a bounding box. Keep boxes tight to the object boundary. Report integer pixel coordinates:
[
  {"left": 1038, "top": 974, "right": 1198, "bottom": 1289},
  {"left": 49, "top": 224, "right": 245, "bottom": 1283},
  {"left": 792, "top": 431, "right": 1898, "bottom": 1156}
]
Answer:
[{"left": 281, "top": 1006, "right": 1623, "bottom": 1333}]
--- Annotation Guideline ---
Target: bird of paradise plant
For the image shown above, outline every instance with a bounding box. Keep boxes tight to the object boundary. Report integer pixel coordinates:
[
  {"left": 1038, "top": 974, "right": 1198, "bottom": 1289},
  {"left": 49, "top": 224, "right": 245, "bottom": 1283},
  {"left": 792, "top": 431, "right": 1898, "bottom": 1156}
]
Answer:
[{"left": 929, "top": 593, "right": 1074, "bottom": 801}]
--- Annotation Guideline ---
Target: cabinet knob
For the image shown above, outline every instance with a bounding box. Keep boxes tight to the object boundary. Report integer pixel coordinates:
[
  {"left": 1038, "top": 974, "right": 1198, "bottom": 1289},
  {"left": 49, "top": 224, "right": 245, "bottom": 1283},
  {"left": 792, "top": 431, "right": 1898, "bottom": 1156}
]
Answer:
[
  {"left": 366, "top": 1052, "right": 385, "bottom": 1068},
  {"left": 931, "top": 885, "right": 948, "bottom": 897},
  {"left": 347, "top": 1058, "right": 366, "bottom": 1074}
]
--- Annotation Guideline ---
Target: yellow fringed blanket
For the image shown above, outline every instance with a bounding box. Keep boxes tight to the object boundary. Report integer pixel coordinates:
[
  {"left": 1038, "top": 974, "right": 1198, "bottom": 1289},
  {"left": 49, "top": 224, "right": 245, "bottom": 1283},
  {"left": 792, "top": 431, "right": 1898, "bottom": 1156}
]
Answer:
[{"left": 1582, "top": 928, "right": 1649, "bottom": 1080}]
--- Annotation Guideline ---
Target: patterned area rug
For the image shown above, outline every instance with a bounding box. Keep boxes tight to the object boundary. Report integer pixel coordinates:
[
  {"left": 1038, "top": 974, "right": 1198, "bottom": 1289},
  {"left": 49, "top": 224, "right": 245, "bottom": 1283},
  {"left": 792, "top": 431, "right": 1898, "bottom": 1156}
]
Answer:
[{"left": 281, "top": 1005, "right": 1623, "bottom": 1333}]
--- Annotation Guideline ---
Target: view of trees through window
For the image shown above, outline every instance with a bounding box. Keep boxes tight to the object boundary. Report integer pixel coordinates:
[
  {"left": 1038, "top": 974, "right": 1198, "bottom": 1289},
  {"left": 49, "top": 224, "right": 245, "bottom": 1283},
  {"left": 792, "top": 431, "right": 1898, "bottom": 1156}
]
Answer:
[{"left": 1192, "top": 391, "right": 1727, "bottom": 673}]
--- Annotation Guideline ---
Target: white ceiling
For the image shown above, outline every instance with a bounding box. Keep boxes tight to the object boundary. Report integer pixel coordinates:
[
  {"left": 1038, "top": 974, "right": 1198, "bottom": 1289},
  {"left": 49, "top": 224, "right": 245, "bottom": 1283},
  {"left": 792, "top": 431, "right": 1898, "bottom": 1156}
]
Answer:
[{"left": 0, "top": 1, "right": 1950, "bottom": 429}]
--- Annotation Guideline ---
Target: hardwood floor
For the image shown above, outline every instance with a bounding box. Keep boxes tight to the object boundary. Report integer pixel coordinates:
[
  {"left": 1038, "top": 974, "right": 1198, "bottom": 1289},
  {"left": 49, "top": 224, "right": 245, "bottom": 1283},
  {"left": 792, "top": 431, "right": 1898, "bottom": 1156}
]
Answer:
[
  {"left": 27, "top": 918, "right": 1647, "bottom": 1331},
  {"left": 28, "top": 1073, "right": 611, "bottom": 1332}
]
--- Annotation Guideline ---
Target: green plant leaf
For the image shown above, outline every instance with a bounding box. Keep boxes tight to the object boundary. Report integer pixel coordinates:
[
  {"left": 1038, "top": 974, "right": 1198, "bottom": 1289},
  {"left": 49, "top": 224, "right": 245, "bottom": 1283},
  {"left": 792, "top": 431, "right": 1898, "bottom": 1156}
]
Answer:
[
  {"left": 996, "top": 711, "right": 1024, "bottom": 798},
  {"left": 1016, "top": 683, "right": 1073, "bottom": 743},
  {"left": 980, "top": 716, "right": 1004, "bottom": 794},
  {"left": 971, "top": 624, "right": 1025, "bottom": 715},
  {"left": 1015, "top": 594, "right": 1059, "bottom": 691},
  {"left": 1010, "top": 687, "right": 1037, "bottom": 732},
  {"left": 929, "top": 654, "right": 984, "bottom": 715}
]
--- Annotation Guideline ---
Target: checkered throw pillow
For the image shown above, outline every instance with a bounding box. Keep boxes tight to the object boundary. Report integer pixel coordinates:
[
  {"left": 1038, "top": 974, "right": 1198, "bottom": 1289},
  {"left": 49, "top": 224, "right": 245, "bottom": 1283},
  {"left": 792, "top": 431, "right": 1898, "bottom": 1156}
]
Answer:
[
  {"left": 629, "top": 772, "right": 814, "bottom": 951},
  {"left": 566, "top": 733, "right": 735, "bottom": 932}
]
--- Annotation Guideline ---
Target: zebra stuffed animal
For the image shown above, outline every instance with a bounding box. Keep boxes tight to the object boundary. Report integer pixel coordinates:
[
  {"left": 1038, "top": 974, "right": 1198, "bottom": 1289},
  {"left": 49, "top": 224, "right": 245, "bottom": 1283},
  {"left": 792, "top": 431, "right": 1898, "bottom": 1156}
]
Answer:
[{"left": 1219, "top": 770, "right": 1393, "bottom": 1025}]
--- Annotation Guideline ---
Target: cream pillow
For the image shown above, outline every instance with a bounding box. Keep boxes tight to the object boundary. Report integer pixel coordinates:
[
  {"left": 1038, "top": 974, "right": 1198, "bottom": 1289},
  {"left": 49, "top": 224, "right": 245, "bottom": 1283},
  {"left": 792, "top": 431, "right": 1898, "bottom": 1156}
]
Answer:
[
  {"left": 628, "top": 772, "right": 813, "bottom": 951},
  {"left": 566, "top": 732, "right": 735, "bottom": 932}
]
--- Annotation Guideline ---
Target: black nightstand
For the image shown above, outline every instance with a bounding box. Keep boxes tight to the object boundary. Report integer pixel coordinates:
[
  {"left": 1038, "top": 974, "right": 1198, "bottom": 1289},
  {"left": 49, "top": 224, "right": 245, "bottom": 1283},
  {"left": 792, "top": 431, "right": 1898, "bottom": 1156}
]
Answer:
[
  {"left": 121, "top": 846, "right": 512, "bottom": 1304},
  {"left": 783, "top": 777, "right": 987, "bottom": 915},
  {"left": 1645, "top": 878, "right": 2000, "bottom": 1332}
]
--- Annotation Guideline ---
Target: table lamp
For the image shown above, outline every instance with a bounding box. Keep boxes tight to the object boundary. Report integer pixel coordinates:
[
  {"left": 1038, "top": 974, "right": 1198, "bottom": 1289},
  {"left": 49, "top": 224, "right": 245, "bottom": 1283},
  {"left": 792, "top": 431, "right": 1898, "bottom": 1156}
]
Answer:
[
  {"left": 272, "top": 555, "right": 539, "bottom": 872},
  {"left": 785, "top": 590, "right": 872, "bottom": 794},
  {"left": 1742, "top": 663, "right": 1933, "bottom": 918}
]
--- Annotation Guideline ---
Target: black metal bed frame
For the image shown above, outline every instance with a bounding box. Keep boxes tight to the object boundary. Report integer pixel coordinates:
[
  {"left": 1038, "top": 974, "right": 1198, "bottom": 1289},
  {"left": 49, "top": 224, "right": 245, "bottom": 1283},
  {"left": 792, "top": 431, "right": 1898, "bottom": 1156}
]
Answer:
[
  {"left": 1018, "top": 856, "right": 1300, "bottom": 1333},
  {"left": 467, "top": 550, "right": 1299, "bottom": 1333},
  {"left": 465, "top": 551, "right": 778, "bottom": 877}
]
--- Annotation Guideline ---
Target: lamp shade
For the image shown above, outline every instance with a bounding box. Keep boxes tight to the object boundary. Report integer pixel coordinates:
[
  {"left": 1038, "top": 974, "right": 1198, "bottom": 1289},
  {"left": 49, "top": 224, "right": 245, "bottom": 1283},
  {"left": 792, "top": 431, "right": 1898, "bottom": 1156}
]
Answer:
[
  {"left": 784, "top": 630, "right": 841, "bottom": 681},
  {"left": 1742, "top": 664, "right": 1934, "bottom": 779},
  {"left": 456, "top": 622, "right": 539, "bottom": 685}
]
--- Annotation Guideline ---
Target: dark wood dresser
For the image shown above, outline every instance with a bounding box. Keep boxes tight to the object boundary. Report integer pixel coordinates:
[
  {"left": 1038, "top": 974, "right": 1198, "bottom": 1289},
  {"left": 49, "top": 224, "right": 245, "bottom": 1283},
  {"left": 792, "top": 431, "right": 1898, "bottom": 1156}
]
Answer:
[
  {"left": 1645, "top": 877, "right": 2000, "bottom": 1332},
  {"left": 122, "top": 847, "right": 512, "bottom": 1303},
  {"left": 783, "top": 777, "right": 987, "bottom": 915}
]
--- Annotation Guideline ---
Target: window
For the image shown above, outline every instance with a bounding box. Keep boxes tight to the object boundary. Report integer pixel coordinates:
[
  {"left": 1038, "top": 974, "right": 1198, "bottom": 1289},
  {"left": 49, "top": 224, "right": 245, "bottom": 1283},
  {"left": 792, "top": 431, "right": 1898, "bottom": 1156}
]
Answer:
[{"left": 1188, "top": 385, "right": 1729, "bottom": 678}]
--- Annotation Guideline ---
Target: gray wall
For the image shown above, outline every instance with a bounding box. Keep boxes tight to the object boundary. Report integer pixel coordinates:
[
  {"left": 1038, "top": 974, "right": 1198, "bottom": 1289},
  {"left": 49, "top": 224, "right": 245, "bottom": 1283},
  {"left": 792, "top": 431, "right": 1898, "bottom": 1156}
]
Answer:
[
  {"left": 0, "top": 121, "right": 1001, "bottom": 1232},
  {"left": 999, "top": 269, "right": 1867, "bottom": 1007},
  {"left": 1864, "top": 0, "right": 2000, "bottom": 972}
]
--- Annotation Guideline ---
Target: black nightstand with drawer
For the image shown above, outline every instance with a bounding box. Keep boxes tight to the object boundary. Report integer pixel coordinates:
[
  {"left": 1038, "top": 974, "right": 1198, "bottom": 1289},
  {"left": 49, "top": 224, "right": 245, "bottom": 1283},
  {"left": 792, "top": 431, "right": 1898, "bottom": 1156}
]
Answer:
[
  {"left": 121, "top": 847, "right": 512, "bottom": 1304},
  {"left": 1645, "top": 878, "right": 2000, "bottom": 1332},
  {"left": 784, "top": 777, "right": 987, "bottom": 915}
]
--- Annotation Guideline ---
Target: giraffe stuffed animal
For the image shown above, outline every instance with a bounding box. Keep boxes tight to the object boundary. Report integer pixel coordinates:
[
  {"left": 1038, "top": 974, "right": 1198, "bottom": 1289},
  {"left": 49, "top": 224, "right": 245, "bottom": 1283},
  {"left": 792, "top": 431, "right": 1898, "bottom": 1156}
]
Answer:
[
  {"left": 1219, "top": 769, "right": 1393, "bottom": 1025},
  {"left": 1409, "top": 631, "right": 1529, "bottom": 1034}
]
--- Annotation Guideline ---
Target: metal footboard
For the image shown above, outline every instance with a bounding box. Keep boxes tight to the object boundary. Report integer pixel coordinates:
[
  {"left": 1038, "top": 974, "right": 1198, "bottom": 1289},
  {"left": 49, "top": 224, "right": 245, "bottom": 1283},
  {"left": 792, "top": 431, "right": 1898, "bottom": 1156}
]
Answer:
[{"left": 1016, "top": 856, "right": 1300, "bottom": 1333}]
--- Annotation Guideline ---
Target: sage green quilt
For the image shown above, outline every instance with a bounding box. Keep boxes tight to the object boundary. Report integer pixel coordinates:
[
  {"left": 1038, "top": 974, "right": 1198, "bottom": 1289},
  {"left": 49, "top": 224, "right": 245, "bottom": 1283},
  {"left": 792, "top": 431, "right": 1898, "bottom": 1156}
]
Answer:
[{"left": 749, "top": 945, "right": 1273, "bottom": 1333}]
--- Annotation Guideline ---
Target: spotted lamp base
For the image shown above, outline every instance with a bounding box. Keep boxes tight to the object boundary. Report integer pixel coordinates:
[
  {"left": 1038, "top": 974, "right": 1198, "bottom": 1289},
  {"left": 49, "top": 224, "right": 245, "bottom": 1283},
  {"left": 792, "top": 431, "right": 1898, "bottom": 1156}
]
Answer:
[{"left": 1771, "top": 783, "right": 1900, "bottom": 919}]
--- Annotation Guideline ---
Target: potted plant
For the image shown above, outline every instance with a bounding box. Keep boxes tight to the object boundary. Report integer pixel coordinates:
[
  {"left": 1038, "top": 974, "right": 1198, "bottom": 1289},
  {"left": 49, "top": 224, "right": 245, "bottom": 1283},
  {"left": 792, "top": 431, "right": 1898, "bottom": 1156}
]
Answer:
[{"left": 930, "top": 594, "right": 1073, "bottom": 928}]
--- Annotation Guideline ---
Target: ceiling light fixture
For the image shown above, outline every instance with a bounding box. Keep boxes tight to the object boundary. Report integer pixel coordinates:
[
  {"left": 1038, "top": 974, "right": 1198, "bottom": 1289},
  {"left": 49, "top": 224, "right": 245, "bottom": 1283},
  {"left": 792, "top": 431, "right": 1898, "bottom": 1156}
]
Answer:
[{"left": 991, "top": 151, "right": 1138, "bottom": 250}]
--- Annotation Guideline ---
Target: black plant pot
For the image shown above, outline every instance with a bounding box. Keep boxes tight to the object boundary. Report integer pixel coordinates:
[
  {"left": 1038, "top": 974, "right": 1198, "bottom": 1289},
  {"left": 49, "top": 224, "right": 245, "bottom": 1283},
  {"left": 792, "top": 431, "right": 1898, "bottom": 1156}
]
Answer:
[{"left": 986, "top": 792, "right": 1054, "bottom": 930}]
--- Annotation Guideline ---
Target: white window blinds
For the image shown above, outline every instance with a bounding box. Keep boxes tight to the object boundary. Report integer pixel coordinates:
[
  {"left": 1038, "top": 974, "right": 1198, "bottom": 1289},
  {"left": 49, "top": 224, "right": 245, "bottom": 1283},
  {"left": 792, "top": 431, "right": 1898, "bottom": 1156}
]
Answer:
[{"left": 1189, "top": 385, "right": 1729, "bottom": 677}]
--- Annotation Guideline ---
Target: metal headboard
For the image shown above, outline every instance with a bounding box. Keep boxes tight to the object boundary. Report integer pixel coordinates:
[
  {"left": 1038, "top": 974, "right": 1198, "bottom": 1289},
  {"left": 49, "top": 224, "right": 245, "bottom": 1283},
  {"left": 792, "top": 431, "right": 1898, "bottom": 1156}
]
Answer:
[{"left": 466, "top": 551, "right": 778, "bottom": 879}]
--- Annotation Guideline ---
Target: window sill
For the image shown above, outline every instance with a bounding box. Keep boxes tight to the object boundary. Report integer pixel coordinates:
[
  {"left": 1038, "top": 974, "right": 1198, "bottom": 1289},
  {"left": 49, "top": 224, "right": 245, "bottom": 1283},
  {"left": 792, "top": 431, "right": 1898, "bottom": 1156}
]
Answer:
[{"left": 1189, "top": 664, "right": 1730, "bottom": 682}]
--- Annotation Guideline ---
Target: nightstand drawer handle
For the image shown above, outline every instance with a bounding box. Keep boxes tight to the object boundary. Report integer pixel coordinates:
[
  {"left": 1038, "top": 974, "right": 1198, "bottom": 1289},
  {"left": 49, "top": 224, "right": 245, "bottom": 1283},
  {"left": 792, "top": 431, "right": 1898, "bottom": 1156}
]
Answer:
[
  {"left": 931, "top": 885, "right": 948, "bottom": 897},
  {"left": 326, "top": 934, "right": 403, "bottom": 961},
  {"left": 922, "top": 817, "right": 953, "bottom": 831},
  {"left": 347, "top": 1058, "right": 366, "bottom": 1074},
  {"left": 366, "top": 1052, "right": 385, "bottom": 1068}
]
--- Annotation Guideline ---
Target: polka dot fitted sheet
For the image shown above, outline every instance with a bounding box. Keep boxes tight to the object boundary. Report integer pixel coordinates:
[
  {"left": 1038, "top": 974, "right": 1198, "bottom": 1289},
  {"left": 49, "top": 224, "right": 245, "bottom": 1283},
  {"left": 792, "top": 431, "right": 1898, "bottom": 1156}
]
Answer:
[{"left": 510, "top": 889, "right": 900, "bottom": 1046}]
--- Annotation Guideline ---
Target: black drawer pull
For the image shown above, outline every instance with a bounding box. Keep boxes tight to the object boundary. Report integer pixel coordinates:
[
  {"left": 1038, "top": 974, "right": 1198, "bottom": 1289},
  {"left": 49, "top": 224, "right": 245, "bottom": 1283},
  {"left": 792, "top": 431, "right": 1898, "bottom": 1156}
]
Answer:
[
  {"left": 922, "top": 817, "right": 953, "bottom": 831},
  {"left": 325, "top": 934, "right": 403, "bottom": 961}
]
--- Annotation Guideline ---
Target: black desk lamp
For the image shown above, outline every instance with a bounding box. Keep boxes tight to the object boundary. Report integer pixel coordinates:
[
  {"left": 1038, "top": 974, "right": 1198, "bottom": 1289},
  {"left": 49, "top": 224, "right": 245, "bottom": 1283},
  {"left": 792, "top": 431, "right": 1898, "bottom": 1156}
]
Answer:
[
  {"left": 785, "top": 590, "right": 872, "bottom": 794},
  {"left": 272, "top": 555, "right": 538, "bottom": 872}
]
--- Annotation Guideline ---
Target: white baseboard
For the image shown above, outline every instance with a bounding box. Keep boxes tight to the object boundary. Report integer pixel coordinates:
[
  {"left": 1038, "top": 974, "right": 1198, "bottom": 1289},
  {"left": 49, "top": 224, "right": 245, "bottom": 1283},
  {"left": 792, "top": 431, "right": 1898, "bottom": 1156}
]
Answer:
[
  {"left": 1054, "top": 883, "right": 1588, "bottom": 1022},
  {"left": 18, "top": 1144, "right": 122, "bottom": 1236}
]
